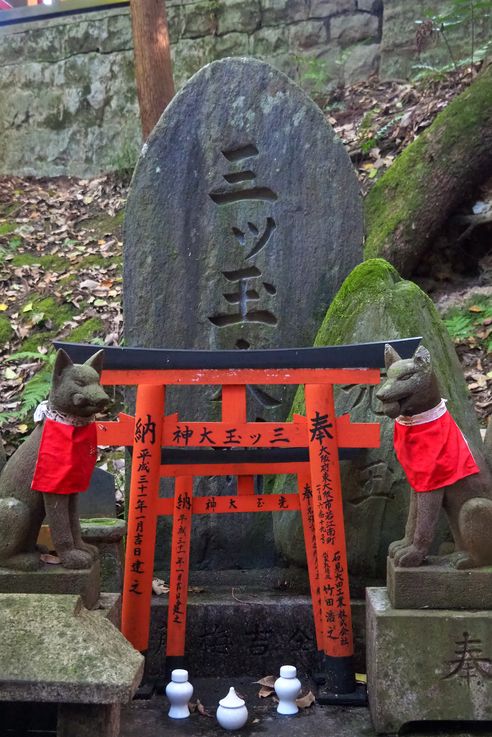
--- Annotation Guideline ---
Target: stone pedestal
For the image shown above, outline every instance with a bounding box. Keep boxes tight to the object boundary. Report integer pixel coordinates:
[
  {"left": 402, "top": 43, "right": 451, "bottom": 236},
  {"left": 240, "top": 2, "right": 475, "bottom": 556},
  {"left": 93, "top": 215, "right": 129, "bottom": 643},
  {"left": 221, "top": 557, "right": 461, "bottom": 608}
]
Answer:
[
  {"left": 387, "top": 556, "right": 492, "bottom": 610},
  {"left": 58, "top": 703, "right": 120, "bottom": 737},
  {"left": 0, "top": 560, "right": 100, "bottom": 609},
  {"left": 81, "top": 518, "right": 126, "bottom": 593},
  {"left": 366, "top": 588, "right": 492, "bottom": 734}
]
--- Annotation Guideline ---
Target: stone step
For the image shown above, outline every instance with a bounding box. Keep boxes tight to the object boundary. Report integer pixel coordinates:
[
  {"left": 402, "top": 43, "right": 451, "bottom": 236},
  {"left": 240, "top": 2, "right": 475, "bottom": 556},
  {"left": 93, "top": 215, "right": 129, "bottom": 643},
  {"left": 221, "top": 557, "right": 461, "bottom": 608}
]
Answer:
[{"left": 145, "top": 589, "right": 367, "bottom": 681}]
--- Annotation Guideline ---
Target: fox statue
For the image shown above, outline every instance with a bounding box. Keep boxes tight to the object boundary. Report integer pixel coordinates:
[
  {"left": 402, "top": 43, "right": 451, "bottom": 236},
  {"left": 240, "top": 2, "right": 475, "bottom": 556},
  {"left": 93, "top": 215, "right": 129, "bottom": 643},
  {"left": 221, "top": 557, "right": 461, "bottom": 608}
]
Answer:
[
  {"left": 0, "top": 348, "right": 109, "bottom": 571},
  {"left": 376, "top": 343, "right": 492, "bottom": 569}
]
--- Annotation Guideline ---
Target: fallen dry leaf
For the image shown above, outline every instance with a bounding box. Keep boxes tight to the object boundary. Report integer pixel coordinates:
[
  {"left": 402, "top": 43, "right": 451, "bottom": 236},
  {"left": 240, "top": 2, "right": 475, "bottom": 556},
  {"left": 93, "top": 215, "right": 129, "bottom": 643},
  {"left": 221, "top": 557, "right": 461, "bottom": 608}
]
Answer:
[
  {"left": 152, "top": 578, "right": 170, "bottom": 595},
  {"left": 196, "top": 699, "right": 213, "bottom": 718},
  {"left": 258, "top": 686, "right": 275, "bottom": 698},
  {"left": 296, "top": 691, "right": 315, "bottom": 709},
  {"left": 40, "top": 553, "right": 60, "bottom": 565},
  {"left": 254, "top": 675, "right": 276, "bottom": 688}
]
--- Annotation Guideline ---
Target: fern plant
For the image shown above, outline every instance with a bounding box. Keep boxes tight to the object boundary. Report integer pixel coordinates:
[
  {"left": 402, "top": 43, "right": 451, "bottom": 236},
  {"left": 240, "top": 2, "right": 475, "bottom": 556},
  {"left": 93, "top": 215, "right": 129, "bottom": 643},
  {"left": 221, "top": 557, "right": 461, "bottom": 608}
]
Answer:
[
  {"left": 2, "top": 351, "right": 55, "bottom": 423},
  {"left": 443, "top": 296, "right": 492, "bottom": 352},
  {"left": 416, "top": 0, "right": 492, "bottom": 73}
]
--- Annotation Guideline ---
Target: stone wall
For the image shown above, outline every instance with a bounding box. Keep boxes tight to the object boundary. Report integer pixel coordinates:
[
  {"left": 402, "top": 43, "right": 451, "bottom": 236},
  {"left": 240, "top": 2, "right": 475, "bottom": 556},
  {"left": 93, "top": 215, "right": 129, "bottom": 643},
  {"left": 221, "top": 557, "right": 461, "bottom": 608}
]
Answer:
[{"left": 0, "top": 0, "right": 481, "bottom": 177}]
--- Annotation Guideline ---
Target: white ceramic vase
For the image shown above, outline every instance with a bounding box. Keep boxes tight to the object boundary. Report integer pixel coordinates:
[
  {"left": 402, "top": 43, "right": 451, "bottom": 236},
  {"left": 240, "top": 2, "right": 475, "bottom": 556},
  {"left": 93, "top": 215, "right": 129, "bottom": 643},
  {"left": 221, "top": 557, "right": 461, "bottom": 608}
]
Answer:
[
  {"left": 165, "top": 669, "right": 193, "bottom": 719},
  {"left": 216, "top": 686, "right": 248, "bottom": 731},
  {"left": 274, "top": 665, "right": 301, "bottom": 715}
]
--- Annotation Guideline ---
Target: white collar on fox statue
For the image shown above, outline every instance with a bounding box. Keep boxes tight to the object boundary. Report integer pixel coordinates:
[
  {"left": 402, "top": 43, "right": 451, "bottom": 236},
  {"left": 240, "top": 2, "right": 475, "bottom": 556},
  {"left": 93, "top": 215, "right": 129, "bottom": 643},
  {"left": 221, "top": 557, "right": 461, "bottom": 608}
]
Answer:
[
  {"left": 396, "top": 398, "right": 448, "bottom": 427},
  {"left": 34, "top": 400, "right": 93, "bottom": 427}
]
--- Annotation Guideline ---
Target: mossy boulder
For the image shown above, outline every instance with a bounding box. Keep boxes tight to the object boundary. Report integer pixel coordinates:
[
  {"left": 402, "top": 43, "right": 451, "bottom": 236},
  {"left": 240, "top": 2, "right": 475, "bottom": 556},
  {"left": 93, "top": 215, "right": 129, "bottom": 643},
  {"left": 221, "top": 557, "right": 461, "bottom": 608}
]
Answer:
[
  {"left": 273, "top": 259, "right": 483, "bottom": 588},
  {"left": 364, "top": 63, "right": 492, "bottom": 276}
]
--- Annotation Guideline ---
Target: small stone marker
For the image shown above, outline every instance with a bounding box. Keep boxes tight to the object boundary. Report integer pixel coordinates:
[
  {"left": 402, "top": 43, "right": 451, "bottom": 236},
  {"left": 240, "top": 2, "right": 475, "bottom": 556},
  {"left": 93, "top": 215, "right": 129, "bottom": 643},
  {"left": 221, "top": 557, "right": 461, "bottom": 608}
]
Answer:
[
  {"left": 124, "top": 57, "right": 363, "bottom": 569},
  {"left": 79, "top": 467, "right": 117, "bottom": 519}
]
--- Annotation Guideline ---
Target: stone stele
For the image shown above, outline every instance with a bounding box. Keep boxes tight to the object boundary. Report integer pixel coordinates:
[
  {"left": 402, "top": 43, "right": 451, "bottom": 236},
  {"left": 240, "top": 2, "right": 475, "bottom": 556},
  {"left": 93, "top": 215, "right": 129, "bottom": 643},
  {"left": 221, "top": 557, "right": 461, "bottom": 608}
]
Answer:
[
  {"left": 273, "top": 259, "right": 484, "bottom": 588},
  {"left": 366, "top": 587, "right": 492, "bottom": 733},
  {"left": 124, "top": 56, "right": 363, "bottom": 570}
]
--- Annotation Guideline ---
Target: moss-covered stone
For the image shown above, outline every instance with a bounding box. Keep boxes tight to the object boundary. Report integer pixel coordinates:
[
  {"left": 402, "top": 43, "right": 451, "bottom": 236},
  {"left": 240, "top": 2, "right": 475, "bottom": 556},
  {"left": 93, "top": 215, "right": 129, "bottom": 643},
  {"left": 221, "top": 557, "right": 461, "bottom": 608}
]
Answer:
[
  {"left": 364, "top": 64, "right": 492, "bottom": 275},
  {"left": 273, "top": 259, "right": 483, "bottom": 584},
  {"left": 0, "top": 315, "right": 14, "bottom": 344},
  {"left": 0, "top": 592, "right": 143, "bottom": 702}
]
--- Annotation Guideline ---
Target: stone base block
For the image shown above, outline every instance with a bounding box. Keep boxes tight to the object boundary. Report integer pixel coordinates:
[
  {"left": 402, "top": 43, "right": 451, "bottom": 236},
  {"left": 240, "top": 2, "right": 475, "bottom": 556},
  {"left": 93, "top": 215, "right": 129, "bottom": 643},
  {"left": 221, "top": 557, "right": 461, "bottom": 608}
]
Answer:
[
  {"left": 387, "top": 555, "right": 492, "bottom": 609},
  {"left": 366, "top": 587, "right": 492, "bottom": 734},
  {"left": 97, "top": 592, "right": 122, "bottom": 628},
  {"left": 145, "top": 590, "right": 367, "bottom": 680},
  {"left": 0, "top": 560, "right": 100, "bottom": 610},
  {"left": 58, "top": 702, "right": 120, "bottom": 737}
]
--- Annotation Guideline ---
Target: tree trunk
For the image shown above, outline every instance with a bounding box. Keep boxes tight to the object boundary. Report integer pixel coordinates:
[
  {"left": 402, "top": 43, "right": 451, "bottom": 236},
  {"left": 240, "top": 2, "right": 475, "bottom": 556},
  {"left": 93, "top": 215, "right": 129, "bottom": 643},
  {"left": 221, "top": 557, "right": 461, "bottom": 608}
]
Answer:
[
  {"left": 130, "top": 0, "right": 175, "bottom": 140},
  {"left": 364, "top": 63, "right": 492, "bottom": 277}
]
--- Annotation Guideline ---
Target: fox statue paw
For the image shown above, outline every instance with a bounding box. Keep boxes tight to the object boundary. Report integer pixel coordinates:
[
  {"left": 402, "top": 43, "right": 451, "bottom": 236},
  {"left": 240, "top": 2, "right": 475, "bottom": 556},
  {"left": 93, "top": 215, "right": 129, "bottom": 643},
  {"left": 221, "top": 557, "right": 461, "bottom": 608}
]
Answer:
[
  {"left": 59, "top": 549, "right": 93, "bottom": 570},
  {"left": 394, "top": 544, "right": 427, "bottom": 568}
]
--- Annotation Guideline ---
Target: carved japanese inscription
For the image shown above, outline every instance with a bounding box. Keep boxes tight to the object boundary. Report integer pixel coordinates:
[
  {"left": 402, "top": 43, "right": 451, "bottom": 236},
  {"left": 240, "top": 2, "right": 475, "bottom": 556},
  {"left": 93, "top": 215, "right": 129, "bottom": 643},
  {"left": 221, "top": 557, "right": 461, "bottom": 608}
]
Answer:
[{"left": 124, "top": 57, "right": 363, "bottom": 569}]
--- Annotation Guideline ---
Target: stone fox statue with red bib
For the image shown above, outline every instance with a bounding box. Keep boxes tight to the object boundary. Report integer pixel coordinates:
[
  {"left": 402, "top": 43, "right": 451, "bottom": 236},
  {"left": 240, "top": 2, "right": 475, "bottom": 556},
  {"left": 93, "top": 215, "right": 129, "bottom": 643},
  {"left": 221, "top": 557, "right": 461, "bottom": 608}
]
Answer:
[
  {"left": 0, "top": 349, "right": 109, "bottom": 570},
  {"left": 376, "top": 344, "right": 492, "bottom": 569}
]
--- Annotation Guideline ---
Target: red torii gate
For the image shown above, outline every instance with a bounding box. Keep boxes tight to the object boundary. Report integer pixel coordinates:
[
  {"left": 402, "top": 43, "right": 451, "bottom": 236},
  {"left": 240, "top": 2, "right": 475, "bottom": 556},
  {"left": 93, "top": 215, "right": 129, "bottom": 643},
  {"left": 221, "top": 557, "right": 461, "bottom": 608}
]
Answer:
[{"left": 58, "top": 338, "right": 419, "bottom": 699}]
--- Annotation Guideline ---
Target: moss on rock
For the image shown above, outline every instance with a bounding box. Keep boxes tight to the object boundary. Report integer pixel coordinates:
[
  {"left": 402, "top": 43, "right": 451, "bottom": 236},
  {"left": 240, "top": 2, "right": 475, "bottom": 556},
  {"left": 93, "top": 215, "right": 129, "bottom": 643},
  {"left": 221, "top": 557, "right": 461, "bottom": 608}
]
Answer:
[
  {"left": 364, "top": 64, "right": 492, "bottom": 275},
  {"left": 273, "top": 259, "right": 483, "bottom": 578}
]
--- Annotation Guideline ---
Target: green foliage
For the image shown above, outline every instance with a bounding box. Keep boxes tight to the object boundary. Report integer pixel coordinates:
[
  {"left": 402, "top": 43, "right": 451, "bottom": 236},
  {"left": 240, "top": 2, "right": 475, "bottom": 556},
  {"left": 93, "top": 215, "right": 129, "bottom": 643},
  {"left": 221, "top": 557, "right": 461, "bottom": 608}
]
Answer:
[
  {"left": 1, "top": 351, "right": 55, "bottom": 425},
  {"left": 0, "top": 233, "right": 22, "bottom": 265},
  {"left": 0, "top": 316, "right": 13, "bottom": 344},
  {"left": 296, "top": 55, "right": 332, "bottom": 99},
  {"left": 416, "top": 0, "right": 492, "bottom": 75},
  {"left": 111, "top": 138, "right": 139, "bottom": 177},
  {"left": 443, "top": 295, "right": 492, "bottom": 351}
]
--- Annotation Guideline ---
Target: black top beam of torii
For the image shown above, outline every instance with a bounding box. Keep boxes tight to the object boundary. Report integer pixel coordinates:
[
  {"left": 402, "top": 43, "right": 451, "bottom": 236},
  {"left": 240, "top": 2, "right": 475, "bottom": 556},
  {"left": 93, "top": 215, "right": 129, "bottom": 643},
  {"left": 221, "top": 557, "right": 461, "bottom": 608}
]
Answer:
[
  {"left": 54, "top": 338, "right": 420, "bottom": 370},
  {"left": 55, "top": 338, "right": 420, "bottom": 465}
]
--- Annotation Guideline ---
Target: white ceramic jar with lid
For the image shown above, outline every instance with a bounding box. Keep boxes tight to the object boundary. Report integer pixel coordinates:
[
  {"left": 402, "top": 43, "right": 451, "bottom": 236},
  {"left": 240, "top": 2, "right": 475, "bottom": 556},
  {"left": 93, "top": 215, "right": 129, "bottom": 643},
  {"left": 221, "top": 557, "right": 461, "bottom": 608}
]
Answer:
[
  {"left": 216, "top": 686, "right": 248, "bottom": 730},
  {"left": 165, "top": 669, "right": 193, "bottom": 719},
  {"left": 274, "top": 665, "right": 301, "bottom": 715}
]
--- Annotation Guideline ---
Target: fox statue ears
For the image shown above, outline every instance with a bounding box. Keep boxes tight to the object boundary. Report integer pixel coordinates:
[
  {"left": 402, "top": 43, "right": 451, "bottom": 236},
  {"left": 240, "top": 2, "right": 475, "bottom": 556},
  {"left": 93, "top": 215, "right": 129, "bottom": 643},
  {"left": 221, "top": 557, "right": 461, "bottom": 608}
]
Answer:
[
  {"left": 52, "top": 348, "right": 105, "bottom": 381},
  {"left": 384, "top": 343, "right": 431, "bottom": 370}
]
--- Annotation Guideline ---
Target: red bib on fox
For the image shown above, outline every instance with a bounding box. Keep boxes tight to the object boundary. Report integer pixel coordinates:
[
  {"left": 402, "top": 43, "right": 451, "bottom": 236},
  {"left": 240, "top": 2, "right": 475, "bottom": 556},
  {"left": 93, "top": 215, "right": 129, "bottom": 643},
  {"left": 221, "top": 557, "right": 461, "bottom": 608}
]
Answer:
[
  {"left": 394, "top": 402, "right": 479, "bottom": 492},
  {"left": 31, "top": 419, "right": 97, "bottom": 494}
]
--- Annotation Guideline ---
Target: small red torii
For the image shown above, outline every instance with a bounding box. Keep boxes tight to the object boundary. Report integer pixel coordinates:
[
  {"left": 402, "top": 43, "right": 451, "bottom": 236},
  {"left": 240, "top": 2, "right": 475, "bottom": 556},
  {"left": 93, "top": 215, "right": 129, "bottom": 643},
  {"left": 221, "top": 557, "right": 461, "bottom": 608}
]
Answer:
[{"left": 57, "top": 338, "right": 420, "bottom": 700}]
